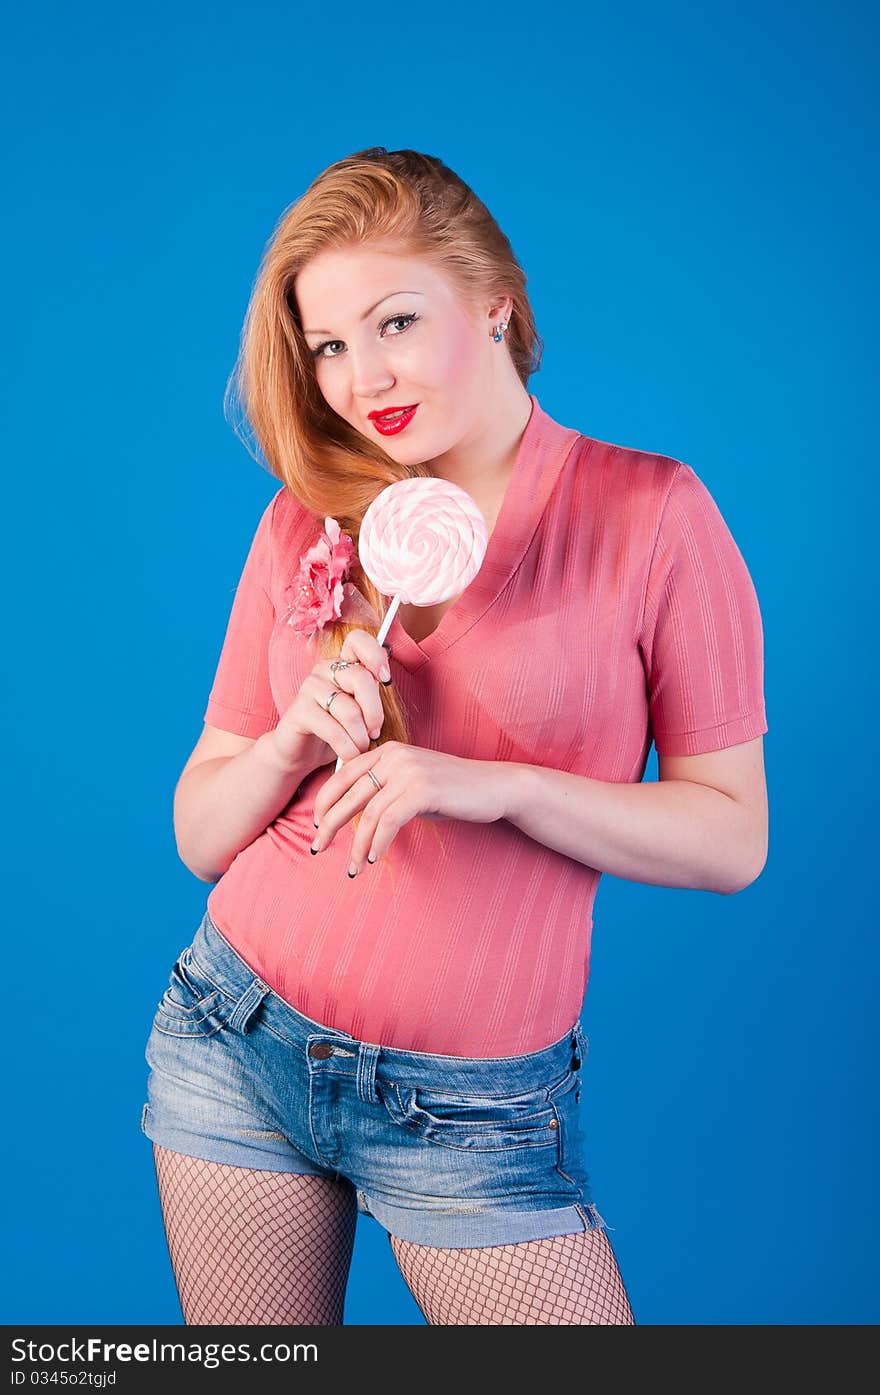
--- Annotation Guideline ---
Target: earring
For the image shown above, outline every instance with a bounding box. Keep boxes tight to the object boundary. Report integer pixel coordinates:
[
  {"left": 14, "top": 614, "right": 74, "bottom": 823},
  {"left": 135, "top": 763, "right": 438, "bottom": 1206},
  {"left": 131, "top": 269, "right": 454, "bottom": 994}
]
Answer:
[{"left": 492, "top": 320, "right": 509, "bottom": 343}]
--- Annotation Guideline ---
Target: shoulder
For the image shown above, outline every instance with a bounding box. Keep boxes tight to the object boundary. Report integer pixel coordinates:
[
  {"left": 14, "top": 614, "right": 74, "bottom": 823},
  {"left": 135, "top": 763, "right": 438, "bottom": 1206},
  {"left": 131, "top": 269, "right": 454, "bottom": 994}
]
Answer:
[
  {"left": 567, "top": 428, "right": 689, "bottom": 529},
  {"left": 268, "top": 483, "right": 320, "bottom": 544},
  {"left": 261, "top": 484, "right": 321, "bottom": 597}
]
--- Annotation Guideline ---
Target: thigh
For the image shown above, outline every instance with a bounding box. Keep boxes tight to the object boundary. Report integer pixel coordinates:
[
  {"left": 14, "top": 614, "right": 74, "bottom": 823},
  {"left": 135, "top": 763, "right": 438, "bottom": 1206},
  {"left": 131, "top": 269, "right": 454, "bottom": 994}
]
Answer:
[
  {"left": 151, "top": 1144, "right": 358, "bottom": 1325},
  {"left": 389, "top": 1226, "right": 635, "bottom": 1326}
]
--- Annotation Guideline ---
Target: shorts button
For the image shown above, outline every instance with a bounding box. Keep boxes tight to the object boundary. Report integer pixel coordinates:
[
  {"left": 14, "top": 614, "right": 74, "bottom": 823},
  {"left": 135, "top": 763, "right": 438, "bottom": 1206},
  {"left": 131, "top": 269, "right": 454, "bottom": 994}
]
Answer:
[
  {"left": 548, "top": 1118, "right": 559, "bottom": 1129},
  {"left": 308, "top": 1041, "right": 335, "bottom": 1059}
]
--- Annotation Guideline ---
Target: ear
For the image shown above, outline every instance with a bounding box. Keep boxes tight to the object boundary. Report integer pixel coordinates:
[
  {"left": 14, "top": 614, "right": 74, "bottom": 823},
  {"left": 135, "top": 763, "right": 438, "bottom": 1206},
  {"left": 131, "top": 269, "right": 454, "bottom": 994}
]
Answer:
[
  {"left": 469, "top": 293, "right": 514, "bottom": 332},
  {"left": 489, "top": 295, "right": 515, "bottom": 326}
]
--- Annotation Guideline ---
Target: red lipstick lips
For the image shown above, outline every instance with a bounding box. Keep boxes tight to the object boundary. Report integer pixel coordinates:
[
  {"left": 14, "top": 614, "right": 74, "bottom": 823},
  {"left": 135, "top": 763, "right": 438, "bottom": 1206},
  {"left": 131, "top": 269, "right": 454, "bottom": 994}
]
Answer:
[{"left": 368, "top": 404, "right": 418, "bottom": 436}]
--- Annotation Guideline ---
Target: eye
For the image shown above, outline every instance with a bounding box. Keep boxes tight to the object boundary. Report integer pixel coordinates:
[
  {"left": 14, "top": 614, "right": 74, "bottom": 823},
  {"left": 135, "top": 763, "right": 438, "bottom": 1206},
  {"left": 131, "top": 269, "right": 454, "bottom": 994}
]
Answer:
[
  {"left": 310, "top": 312, "right": 419, "bottom": 360},
  {"left": 381, "top": 312, "right": 419, "bottom": 338},
  {"left": 312, "top": 339, "right": 344, "bottom": 360}
]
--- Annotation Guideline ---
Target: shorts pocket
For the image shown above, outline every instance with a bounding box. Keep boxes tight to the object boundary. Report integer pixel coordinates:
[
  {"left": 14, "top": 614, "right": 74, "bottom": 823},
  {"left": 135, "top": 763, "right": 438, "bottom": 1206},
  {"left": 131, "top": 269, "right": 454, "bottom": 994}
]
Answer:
[
  {"left": 152, "top": 942, "right": 237, "bottom": 1039},
  {"left": 377, "top": 1064, "right": 576, "bottom": 1153}
]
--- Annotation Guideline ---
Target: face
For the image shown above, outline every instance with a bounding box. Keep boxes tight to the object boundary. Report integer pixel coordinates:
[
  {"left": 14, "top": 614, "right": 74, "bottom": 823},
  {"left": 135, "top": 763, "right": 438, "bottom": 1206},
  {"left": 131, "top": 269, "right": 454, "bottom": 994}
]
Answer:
[{"left": 294, "top": 242, "right": 507, "bottom": 463}]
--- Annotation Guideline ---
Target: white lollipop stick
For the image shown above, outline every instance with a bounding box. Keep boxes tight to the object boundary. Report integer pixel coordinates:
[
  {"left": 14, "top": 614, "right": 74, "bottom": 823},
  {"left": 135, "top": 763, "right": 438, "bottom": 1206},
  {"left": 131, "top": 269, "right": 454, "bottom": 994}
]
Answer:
[
  {"left": 373, "top": 592, "right": 402, "bottom": 650},
  {"left": 333, "top": 476, "right": 488, "bottom": 772}
]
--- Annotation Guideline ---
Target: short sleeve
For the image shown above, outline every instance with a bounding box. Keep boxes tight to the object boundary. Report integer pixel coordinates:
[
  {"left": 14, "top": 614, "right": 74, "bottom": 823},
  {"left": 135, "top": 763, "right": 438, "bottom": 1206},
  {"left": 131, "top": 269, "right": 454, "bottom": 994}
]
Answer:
[
  {"left": 203, "top": 490, "right": 282, "bottom": 739},
  {"left": 638, "top": 462, "right": 768, "bottom": 756}
]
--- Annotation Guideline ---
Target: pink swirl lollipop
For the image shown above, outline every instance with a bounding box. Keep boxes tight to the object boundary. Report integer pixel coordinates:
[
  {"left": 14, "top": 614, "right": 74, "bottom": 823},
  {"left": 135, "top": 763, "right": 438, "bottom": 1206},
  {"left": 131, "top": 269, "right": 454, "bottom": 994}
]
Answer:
[
  {"left": 361, "top": 475, "right": 488, "bottom": 615},
  {"left": 333, "top": 476, "right": 488, "bottom": 770}
]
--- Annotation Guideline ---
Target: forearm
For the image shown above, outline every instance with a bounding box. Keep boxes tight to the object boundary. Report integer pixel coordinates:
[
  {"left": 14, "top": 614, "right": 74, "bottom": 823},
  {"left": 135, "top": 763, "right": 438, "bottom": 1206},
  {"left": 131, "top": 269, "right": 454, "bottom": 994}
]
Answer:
[
  {"left": 174, "top": 734, "right": 315, "bottom": 883},
  {"left": 501, "top": 764, "right": 761, "bottom": 894}
]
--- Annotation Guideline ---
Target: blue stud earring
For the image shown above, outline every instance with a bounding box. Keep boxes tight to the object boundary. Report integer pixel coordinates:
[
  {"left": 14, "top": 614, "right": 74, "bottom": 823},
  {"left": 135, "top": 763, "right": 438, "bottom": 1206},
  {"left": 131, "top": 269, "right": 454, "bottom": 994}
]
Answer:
[{"left": 492, "top": 320, "right": 509, "bottom": 343}]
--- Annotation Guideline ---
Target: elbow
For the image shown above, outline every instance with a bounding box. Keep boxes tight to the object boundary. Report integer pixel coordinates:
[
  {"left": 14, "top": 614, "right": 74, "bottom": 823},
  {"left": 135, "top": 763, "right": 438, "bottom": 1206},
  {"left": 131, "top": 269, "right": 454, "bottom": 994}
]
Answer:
[
  {"left": 174, "top": 819, "right": 226, "bottom": 884},
  {"left": 182, "top": 860, "right": 222, "bottom": 884},
  {"left": 176, "top": 841, "right": 224, "bottom": 884},
  {"left": 719, "top": 847, "right": 768, "bottom": 896},
  {"left": 189, "top": 856, "right": 225, "bottom": 883},
  {"left": 718, "top": 811, "right": 769, "bottom": 895}
]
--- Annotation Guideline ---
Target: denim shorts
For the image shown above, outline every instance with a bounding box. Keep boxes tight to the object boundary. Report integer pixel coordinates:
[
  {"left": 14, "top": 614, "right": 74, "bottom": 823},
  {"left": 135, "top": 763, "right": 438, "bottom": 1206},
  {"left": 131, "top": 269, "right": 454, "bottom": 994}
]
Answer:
[{"left": 140, "top": 908, "right": 609, "bottom": 1249}]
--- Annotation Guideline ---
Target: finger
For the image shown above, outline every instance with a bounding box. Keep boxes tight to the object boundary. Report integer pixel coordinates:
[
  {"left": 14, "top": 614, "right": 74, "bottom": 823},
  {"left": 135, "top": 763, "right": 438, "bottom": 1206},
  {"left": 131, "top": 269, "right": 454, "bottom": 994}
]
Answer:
[
  {"left": 325, "top": 659, "right": 385, "bottom": 741},
  {"left": 313, "top": 749, "right": 376, "bottom": 824},
  {"left": 308, "top": 679, "right": 372, "bottom": 758},
  {"left": 349, "top": 785, "right": 413, "bottom": 874},
  {"left": 311, "top": 771, "right": 376, "bottom": 851},
  {"left": 339, "top": 628, "right": 393, "bottom": 687}
]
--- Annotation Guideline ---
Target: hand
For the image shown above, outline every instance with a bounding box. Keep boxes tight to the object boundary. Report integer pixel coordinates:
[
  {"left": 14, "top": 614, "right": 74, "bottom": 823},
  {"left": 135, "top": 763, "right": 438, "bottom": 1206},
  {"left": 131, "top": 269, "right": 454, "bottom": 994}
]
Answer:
[
  {"left": 268, "top": 629, "right": 392, "bottom": 772},
  {"left": 310, "top": 741, "right": 515, "bottom": 875}
]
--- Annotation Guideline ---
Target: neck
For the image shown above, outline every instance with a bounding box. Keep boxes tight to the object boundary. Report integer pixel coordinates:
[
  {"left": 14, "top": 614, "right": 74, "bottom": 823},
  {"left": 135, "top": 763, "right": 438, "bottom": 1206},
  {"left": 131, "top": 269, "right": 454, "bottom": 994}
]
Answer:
[{"left": 425, "top": 384, "right": 533, "bottom": 497}]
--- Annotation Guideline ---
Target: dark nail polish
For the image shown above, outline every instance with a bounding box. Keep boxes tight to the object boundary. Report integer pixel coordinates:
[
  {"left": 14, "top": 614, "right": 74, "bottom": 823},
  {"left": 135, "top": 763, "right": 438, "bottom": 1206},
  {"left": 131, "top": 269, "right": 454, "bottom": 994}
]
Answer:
[
  {"left": 314, "top": 819, "right": 319, "bottom": 828},
  {"left": 347, "top": 869, "right": 356, "bottom": 878},
  {"left": 381, "top": 677, "right": 393, "bottom": 686},
  {"left": 367, "top": 853, "right": 376, "bottom": 864},
  {"left": 310, "top": 847, "right": 318, "bottom": 855}
]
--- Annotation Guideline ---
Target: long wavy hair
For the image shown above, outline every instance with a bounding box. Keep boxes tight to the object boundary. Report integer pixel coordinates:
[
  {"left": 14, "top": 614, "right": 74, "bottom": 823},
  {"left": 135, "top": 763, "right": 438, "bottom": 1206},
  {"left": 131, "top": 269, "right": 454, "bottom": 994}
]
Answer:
[{"left": 224, "top": 146, "right": 543, "bottom": 747}]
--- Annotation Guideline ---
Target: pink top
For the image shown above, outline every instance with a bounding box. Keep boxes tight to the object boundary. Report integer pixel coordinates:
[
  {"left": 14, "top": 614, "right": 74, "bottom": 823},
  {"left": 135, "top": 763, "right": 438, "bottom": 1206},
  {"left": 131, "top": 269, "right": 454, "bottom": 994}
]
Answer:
[{"left": 202, "top": 395, "right": 768, "bottom": 1057}]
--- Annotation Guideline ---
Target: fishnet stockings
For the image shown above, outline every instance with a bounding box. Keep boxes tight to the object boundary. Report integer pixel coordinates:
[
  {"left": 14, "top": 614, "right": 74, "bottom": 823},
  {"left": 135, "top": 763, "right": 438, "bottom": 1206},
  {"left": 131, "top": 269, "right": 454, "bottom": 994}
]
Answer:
[
  {"left": 151, "top": 1144, "right": 634, "bottom": 1325},
  {"left": 151, "top": 1144, "right": 357, "bottom": 1324},
  {"left": 388, "top": 1228, "right": 636, "bottom": 1325}
]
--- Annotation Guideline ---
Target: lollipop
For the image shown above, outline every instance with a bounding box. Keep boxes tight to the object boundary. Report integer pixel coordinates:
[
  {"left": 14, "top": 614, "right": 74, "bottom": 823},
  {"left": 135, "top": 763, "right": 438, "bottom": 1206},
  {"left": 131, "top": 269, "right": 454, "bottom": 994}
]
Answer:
[{"left": 333, "top": 476, "right": 488, "bottom": 771}]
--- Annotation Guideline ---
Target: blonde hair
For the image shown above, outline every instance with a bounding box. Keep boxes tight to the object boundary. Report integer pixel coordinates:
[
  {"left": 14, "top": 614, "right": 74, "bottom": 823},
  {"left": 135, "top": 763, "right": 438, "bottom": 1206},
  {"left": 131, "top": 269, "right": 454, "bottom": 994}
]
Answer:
[{"left": 225, "top": 146, "right": 543, "bottom": 746}]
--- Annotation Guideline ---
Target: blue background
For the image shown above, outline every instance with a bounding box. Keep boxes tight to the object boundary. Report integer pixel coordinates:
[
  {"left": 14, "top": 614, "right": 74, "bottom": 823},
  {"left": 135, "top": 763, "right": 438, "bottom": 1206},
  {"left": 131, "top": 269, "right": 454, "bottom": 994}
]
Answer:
[{"left": 3, "top": 0, "right": 876, "bottom": 1325}]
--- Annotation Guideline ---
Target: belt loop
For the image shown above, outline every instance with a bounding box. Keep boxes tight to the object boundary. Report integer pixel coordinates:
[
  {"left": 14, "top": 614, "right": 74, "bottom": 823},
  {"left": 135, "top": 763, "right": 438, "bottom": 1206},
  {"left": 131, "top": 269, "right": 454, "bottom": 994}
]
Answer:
[
  {"left": 228, "top": 977, "right": 271, "bottom": 1034},
  {"left": 357, "top": 1043, "right": 381, "bottom": 1103},
  {"left": 571, "top": 1019, "right": 589, "bottom": 1065}
]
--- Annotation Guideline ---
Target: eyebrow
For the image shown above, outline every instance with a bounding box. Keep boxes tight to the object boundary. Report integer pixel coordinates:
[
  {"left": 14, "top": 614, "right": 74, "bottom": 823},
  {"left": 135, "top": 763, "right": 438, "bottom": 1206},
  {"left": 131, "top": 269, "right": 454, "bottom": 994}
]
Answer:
[{"left": 303, "top": 290, "right": 423, "bottom": 337}]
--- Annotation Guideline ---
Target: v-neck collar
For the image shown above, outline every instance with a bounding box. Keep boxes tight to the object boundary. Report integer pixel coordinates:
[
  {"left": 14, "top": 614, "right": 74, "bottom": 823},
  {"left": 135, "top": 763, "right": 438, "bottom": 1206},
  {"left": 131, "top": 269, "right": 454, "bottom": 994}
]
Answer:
[{"left": 385, "top": 393, "right": 582, "bottom": 670}]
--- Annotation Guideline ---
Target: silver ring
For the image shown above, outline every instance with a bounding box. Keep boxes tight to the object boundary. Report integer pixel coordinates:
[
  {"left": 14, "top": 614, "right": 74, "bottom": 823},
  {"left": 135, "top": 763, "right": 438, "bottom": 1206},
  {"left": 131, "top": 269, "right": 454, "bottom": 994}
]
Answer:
[
  {"left": 330, "top": 657, "right": 361, "bottom": 689},
  {"left": 367, "top": 768, "right": 383, "bottom": 791},
  {"left": 324, "top": 690, "right": 339, "bottom": 711}
]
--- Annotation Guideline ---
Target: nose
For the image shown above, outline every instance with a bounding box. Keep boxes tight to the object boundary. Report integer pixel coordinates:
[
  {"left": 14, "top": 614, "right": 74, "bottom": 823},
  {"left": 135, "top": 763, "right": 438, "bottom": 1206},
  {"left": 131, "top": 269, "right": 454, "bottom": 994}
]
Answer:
[{"left": 347, "top": 347, "right": 395, "bottom": 400}]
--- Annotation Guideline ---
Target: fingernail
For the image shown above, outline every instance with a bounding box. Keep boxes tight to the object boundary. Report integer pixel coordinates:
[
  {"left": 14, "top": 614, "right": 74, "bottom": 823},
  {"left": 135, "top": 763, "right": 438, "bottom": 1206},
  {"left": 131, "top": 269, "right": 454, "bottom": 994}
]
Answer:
[
  {"left": 381, "top": 667, "right": 392, "bottom": 683},
  {"left": 370, "top": 726, "right": 382, "bottom": 740},
  {"left": 367, "top": 853, "right": 376, "bottom": 864},
  {"left": 347, "top": 864, "right": 357, "bottom": 877},
  {"left": 310, "top": 845, "right": 319, "bottom": 855},
  {"left": 313, "top": 819, "right": 319, "bottom": 828}
]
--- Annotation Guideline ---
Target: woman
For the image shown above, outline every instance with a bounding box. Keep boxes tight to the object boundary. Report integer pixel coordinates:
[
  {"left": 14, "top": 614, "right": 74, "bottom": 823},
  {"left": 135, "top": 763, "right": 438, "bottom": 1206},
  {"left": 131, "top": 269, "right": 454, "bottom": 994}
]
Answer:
[{"left": 141, "top": 147, "right": 768, "bottom": 1326}]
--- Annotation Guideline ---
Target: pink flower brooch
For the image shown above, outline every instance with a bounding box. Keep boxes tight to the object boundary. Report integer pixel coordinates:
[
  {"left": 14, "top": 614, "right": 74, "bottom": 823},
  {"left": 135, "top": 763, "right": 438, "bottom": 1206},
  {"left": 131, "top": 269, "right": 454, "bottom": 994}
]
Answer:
[{"left": 282, "top": 516, "right": 378, "bottom": 638}]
